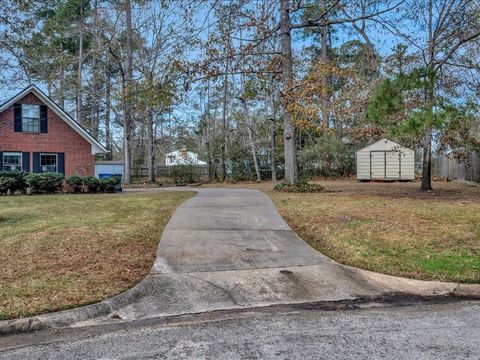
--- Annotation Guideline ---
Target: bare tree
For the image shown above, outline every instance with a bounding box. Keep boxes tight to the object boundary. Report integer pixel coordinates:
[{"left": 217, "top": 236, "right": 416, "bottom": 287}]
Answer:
[{"left": 122, "top": 0, "right": 133, "bottom": 184}]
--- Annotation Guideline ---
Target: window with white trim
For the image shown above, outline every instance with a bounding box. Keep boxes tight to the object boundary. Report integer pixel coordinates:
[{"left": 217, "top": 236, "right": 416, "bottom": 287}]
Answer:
[
  {"left": 40, "top": 153, "right": 57, "bottom": 173},
  {"left": 3, "top": 152, "right": 22, "bottom": 171},
  {"left": 21, "top": 104, "right": 41, "bottom": 132}
]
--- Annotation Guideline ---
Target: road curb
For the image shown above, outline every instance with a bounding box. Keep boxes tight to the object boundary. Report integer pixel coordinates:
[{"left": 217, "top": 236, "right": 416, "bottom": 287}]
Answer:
[
  {"left": 451, "top": 284, "right": 480, "bottom": 297},
  {"left": 0, "top": 275, "right": 159, "bottom": 336},
  {"left": 2, "top": 267, "right": 479, "bottom": 337},
  {"left": 2, "top": 187, "right": 480, "bottom": 337},
  {"left": 0, "top": 297, "right": 114, "bottom": 336},
  {"left": 339, "top": 264, "right": 480, "bottom": 298}
]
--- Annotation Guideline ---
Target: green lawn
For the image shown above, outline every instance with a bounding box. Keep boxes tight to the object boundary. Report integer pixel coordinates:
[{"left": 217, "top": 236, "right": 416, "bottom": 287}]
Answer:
[
  {"left": 0, "top": 191, "right": 193, "bottom": 320},
  {"left": 203, "top": 180, "right": 480, "bottom": 283}
]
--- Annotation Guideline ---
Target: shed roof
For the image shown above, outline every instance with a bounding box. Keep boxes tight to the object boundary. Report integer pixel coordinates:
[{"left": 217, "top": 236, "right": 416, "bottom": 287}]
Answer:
[{"left": 358, "top": 138, "right": 412, "bottom": 153}]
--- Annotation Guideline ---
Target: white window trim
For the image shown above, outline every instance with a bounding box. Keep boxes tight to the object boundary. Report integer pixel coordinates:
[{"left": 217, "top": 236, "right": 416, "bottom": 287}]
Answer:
[
  {"left": 3, "top": 152, "right": 22, "bottom": 171},
  {"left": 40, "top": 153, "right": 58, "bottom": 173},
  {"left": 21, "top": 104, "right": 41, "bottom": 133}
]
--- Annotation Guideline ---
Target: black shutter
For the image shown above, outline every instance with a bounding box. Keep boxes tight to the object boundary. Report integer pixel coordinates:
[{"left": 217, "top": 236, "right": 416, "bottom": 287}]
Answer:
[
  {"left": 33, "top": 152, "right": 41, "bottom": 173},
  {"left": 0, "top": 151, "right": 3, "bottom": 171},
  {"left": 14, "top": 104, "right": 22, "bottom": 132},
  {"left": 22, "top": 152, "right": 30, "bottom": 172},
  {"left": 40, "top": 105, "right": 48, "bottom": 133},
  {"left": 58, "top": 153, "right": 65, "bottom": 175}
]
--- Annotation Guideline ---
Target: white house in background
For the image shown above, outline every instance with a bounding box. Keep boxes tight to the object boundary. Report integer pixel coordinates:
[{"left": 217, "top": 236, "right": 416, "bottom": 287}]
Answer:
[
  {"left": 165, "top": 148, "right": 207, "bottom": 166},
  {"left": 356, "top": 139, "right": 415, "bottom": 181}
]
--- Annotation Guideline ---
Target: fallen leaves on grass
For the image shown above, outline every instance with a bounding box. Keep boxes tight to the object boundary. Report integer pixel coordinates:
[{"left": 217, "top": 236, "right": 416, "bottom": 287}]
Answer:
[{"left": 0, "top": 191, "right": 193, "bottom": 320}]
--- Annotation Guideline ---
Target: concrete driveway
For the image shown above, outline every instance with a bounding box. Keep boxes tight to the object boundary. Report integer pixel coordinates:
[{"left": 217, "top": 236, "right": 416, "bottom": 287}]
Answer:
[
  {"left": 99, "top": 188, "right": 466, "bottom": 322},
  {"left": 1, "top": 187, "right": 478, "bottom": 335}
]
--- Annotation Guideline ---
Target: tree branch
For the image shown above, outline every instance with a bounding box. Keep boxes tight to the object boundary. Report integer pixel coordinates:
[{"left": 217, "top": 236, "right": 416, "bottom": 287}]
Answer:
[{"left": 290, "top": 0, "right": 406, "bottom": 29}]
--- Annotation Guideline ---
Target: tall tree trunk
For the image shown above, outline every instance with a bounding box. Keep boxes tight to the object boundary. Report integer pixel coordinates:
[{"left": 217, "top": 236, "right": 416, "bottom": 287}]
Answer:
[
  {"left": 123, "top": 0, "right": 133, "bottom": 184},
  {"left": 270, "top": 98, "right": 277, "bottom": 182},
  {"left": 350, "top": 1, "right": 377, "bottom": 77},
  {"left": 90, "top": 0, "right": 100, "bottom": 137},
  {"left": 280, "top": 0, "right": 298, "bottom": 183},
  {"left": 220, "top": 70, "right": 228, "bottom": 181},
  {"left": 269, "top": 78, "right": 278, "bottom": 182},
  {"left": 105, "top": 76, "right": 112, "bottom": 160},
  {"left": 320, "top": 0, "right": 329, "bottom": 127},
  {"left": 59, "top": 61, "right": 65, "bottom": 108},
  {"left": 206, "top": 115, "right": 214, "bottom": 182},
  {"left": 421, "top": 0, "right": 434, "bottom": 191},
  {"left": 147, "top": 108, "right": 155, "bottom": 182},
  {"left": 76, "top": 0, "right": 84, "bottom": 124},
  {"left": 421, "top": 126, "right": 433, "bottom": 191},
  {"left": 205, "top": 77, "right": 214, "bottom": 181},
  {"left": 241, "top": 98, "right": 261, "bottom": 182}
]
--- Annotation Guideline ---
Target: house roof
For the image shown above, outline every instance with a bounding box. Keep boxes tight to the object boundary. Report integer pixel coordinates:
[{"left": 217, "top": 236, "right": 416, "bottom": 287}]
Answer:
[
  {"left": 166, "top": 149, "right": 198, "bottom": 156},
  {"left": 0, "top": 85, "right": 107, "bottom": 155}
]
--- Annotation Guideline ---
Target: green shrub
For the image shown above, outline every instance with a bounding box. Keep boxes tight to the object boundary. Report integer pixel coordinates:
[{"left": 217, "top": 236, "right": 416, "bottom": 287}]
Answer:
[
  {"left": 82, "top": 176, "right": 100, "bottom": 193},
  {"left": 99, "top": 178, "right": 116, "bottom": 193},
  {"left": 273, "top": 180, "right": 326, "bottom": 193},
  {"left": 298, "top": 135, "right": 355, "bottom": 178},
  {"left": 0, "top": 177, "right": 17, "bottom": 194},
  {"left": 66, "top": 175, "right": 84, "bottom": 192},
  {"left": 0, "top": 171, "right": 28, "bottom": 194},
  {"left": 158, "top": 177, "right": 176, "bottom": 187},
  {"left": 66, "top": 175, "right": 102, "bottom": 193},
  {"left": 26, "top": 173, "right": 64, "bottom": 194},
  {"left": 169, "top": 165, "right": 200, "bottom": 184}
]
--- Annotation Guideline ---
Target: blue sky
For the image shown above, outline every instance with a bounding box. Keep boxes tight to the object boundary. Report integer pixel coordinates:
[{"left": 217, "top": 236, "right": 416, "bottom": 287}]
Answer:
[{"left": 0, "top": 0, "right": 422, "bottom": 130}]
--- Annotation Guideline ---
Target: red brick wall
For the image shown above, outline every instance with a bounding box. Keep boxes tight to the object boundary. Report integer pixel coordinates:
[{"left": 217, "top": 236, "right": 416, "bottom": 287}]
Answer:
[{"left": 0, "top": 92, "right": 95, "bottom": 176}]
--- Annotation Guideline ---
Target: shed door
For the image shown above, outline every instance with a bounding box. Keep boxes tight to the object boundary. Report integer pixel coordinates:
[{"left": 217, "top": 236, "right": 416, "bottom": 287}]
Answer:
[
  {"left": 385, "top": 151, "right": 401, "bottom": 179},
  {"left": 370, "top": 152, "right": 385, "bottom": 179}
]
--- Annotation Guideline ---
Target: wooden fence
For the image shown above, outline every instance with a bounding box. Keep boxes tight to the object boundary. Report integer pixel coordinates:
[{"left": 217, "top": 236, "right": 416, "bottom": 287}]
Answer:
[
  {"left": 135, "top": 165, "right": 209, "bottom": 178},
  {"left": 432, "top": 152, "right": 480, "bottom": 183}
]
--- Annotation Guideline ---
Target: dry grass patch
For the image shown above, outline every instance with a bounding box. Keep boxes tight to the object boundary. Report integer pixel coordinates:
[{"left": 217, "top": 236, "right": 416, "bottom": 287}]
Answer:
[
  {"left": 0, "top": 191, "right": 193, "bottom": 320},
  {"left": 203, "top": 180, "right": 480, "bottom": 283},
  {"left": 270, "top": 181, "right": 480, "bottom": 283}
]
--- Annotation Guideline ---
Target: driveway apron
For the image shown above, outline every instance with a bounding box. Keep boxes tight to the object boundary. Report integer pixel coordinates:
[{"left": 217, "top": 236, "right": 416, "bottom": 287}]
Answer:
[{"left": 100, "top": 188, "right": 456, "bottom": 322}]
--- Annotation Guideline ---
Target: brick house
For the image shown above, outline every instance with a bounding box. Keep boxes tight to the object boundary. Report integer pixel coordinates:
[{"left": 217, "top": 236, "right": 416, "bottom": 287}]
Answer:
[{"left": 0, "top": 85, "right": 107, "bottom": 176}]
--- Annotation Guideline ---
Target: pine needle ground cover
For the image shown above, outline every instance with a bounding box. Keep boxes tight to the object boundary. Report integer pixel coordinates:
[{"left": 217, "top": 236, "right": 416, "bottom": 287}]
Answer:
[{"left": 0, "top": 191, "right": 193, "bottom": 320}]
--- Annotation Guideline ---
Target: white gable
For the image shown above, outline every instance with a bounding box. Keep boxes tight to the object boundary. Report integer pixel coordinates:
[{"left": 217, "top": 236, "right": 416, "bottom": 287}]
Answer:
[
  {"left": 165, "top": 149, "right": 206, "bottom": 166},
  {"left": 358, "top": 139, "right": 413, "bottom": 154}
]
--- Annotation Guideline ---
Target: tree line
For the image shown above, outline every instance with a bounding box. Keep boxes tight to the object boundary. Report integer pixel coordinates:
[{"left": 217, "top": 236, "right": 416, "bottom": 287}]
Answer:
[{"left": 1, "top": 0, "right": 479, "bottom": 190}]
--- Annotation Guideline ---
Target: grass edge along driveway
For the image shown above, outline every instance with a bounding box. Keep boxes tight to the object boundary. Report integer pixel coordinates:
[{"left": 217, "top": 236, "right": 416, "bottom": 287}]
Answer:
[
  {"left": 202, "top": 180, "right": 480, "bottom": 284},
  {"left": 0, "top": 191, "right": 193, "bottom": 320}
]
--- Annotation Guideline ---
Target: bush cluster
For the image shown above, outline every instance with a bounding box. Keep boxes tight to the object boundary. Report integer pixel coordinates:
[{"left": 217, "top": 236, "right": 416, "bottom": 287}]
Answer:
[
  {"left": 65, "top": 175, "right": 116, "bottom": 193},
  {"left": 0, "top": 171, "right": 28, "bottom": 194},
  {"left": 26, "top": 173, "right": 65, "bottom": 194},
  {"left": 169, "top": 165, "right": 200, "bottom": 184},
  {"left": 298, "top": 135, "right": 355, "bottom": 178},
  {"left": 273, "top": 180, "right": 327, "bottom": 193},
  {"left": 99, "top": 177, "right": 117, "bottom": 193},
  {"left": 0, "top": 171, "right": 117, "bottom": 195}
]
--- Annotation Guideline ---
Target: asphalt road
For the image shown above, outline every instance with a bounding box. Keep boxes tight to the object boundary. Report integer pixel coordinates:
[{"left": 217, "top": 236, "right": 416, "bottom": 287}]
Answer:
[{"left": 2, "top": 300, "right": 479, "bottom": 360}]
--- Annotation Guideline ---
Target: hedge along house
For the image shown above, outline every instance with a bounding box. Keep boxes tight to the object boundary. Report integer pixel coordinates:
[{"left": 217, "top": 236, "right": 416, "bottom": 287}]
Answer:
[
  {"left": 0, "top": 85, "right": 107, "bottom": 176},
  {"left": 356, "top": 139, "right": 415, "bottom": 181}
]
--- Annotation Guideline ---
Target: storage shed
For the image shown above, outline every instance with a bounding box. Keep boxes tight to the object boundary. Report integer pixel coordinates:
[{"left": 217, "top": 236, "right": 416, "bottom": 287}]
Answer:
[
  {"left": 95, "top": 160, "right": 124, "bottom": 178},
  {"left": 356, "top": 139, "right": 415, "bottom": 181}
]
